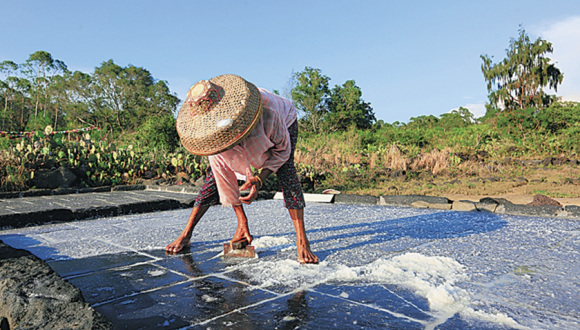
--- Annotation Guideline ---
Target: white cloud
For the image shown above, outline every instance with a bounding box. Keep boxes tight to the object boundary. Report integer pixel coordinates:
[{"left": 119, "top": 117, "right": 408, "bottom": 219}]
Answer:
[
  {"left": 465, "top": 103, "right": 487, "bottom": 118},
  {"left": 541, "top": 16, "right": 580, "bottom": 102}
]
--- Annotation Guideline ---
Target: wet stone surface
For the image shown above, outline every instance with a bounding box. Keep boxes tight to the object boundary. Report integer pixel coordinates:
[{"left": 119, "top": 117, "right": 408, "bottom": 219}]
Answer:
[{"left": 1, "top": 200, "right": 579, "bottom": 329}]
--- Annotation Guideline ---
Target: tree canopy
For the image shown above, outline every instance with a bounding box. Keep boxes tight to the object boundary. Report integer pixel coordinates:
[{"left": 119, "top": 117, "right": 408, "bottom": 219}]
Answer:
[
  {"left": 290, "top": 67, "right": 330, "bottom": 133},
  {"left": 291, "top": 67, "right": 375, "bottom": 133},
  {"left": 0, "top": 51, "right": 179, "bottom": 142},
  {"left": 481, "top": 28, "right": 563, "bottom": 111}
]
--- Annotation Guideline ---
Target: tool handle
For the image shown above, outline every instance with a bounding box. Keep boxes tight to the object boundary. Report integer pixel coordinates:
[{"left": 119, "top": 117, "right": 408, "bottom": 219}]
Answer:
[{"left": 231, "top": 240, "right": 248, "bottom": 250}]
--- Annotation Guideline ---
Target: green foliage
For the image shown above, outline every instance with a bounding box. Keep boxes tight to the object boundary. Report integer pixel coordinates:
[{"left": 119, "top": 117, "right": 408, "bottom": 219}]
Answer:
[
  {"left": 293, "top": 101, "right": 580, "bottom": 192},
  {"left": 439, "top": 107, "right": 475, "bottom": 129},
  {"left": 291, "top": 67, "right": 330, "bottom": 134},
  {"left": 291, "top": 67, "right": 375, "bottom": 134},
  {"left": 0, "top": 51, "right": 180, "bottom": 142},
  {"left": 24, "top": 113, "right": 52, "bottom": 131},
  {"left": 0, "top": 126, "right": 206, "bottom": 191},
  {"left": 325, "top": 80, "right": 375, "bottom": 131},
  {"left": 136, "top": 114, "right": 179, "bottom": 152},
  {"left": 481, "top": 28, "right": 563, "bottom": 111}
]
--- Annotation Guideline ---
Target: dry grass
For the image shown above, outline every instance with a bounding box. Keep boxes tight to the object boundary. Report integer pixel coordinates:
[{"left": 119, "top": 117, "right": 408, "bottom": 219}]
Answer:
[
  {"left": 382, "top": 144, "right": 408, "bottom": 171},
  {"left": 352, "top": 164, "right": 580, "bottom": 198},
  {"left": 295, "top": 132, "right": 362, "bottom": 170},
  {"left": 295, "top": 132, "right": 580, "bottom": 199},
  {"left": 409, "top": 148, "right": 451, "bottom": 175}
]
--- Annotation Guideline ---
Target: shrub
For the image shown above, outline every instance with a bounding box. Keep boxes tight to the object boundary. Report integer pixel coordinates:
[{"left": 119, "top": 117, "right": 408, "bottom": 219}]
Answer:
[{"left": 135, "top": 114, "right": 179, "bottom": 152}]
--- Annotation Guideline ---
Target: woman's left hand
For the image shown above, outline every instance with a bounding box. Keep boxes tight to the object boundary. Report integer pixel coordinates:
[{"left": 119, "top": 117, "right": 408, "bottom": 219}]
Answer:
[{"left": 239, "top": 176, "right": 261, "bottom": 205}]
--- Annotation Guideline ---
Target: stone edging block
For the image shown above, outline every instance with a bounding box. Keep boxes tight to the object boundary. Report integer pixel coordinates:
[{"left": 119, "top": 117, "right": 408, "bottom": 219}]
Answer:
[
  {"left": 377, "top": 194, "right": 580, "bottom": 219},
  {"left": 410, "top": 200, "right": 452, "bottom": 210},
  {"left": 496, "top": 204, "right": 564, "bottom": 217},
  {"left": 564, "top": 205, "right": 580, "bottom": 219},
  {"left": 334, "top": 194, "right": 378, "bottom": 205},
  {"left": 380, "top": 195, "right": 451, "bottom": 206},
  {"left": 452, "top": 201, "right": 477, "bottom": 212},
  {"left": 145, "top": 185, "right": 200, "bottom": 194},
  {"left": 0, "top": 197, "right": 192, "bottom": 229}
]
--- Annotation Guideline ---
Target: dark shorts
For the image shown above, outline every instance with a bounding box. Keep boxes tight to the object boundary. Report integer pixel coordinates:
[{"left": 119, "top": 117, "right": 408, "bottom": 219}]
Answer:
[{"left": 194, "top": 120, "right": 305, "bottom": 209}]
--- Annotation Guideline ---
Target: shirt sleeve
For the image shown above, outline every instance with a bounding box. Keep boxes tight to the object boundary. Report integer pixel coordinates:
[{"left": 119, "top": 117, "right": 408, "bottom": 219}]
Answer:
[{"left": 261, "top": 107, "right": 291, "bottom": 172}]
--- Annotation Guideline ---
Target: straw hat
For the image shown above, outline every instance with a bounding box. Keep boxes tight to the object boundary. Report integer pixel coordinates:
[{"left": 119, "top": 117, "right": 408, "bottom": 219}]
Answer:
[{"left": 176, "top": 74, "right": 262, "bottom": 156}]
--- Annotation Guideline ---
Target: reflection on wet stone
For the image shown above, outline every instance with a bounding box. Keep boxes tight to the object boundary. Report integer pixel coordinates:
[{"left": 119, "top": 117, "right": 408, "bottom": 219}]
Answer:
[
  {"left": 208, "top": 291, "right": 425, "bottom": 330},
  {"left": 153, "top": 248, "right": 226, "bottom": 278},
  {"left": 95, "top": 278, "right": 276, "bottom": 328},
  {"left": 48, "top": 251, "right": 152, "bottom": 277},
  {"left": 67, "top": 263, "right": 188, "bottom": 305}
]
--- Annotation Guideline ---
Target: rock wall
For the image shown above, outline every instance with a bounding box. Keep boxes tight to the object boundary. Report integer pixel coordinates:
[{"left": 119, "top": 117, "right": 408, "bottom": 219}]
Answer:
[{"left": 0, "top": 240, "right": 111, "bottom": 329}]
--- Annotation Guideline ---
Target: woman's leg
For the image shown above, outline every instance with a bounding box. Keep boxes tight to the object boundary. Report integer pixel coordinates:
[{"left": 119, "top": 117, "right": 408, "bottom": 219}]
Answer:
[
  {"left": 165, "top": 169, "right": 219, "bottom": 253},
  {"left": 277, "top": 121, "right": 318, "bottom": 263}
]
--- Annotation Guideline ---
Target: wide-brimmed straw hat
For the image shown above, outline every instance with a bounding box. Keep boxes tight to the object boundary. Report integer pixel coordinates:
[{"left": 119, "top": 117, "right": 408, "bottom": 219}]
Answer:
[{"left": 176, "top": 74, "right": 262, "bottom": 156}]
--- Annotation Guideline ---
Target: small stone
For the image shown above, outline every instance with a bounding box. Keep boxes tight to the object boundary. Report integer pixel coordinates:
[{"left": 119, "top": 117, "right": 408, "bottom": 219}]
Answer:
[
  {"left": 565, "top": 178, "right": 580, "bottom": 185},
  {"left": 475, "top": 203, "right": 498, "bottom": 213},
  {"left": 514, "top": 177, "right": 528, "bottom": 187},
  {"left": 194, "top": 175, "right": 206, "bottom": 187},
  {"left": 452, "top": 201, "right": 477, "bottom": 212},
  {"left": 411, "top": 201, "right": 452, "bottom": 210},
  {"left": 528, "top": 194, "right": 562, "bottom": 207}
]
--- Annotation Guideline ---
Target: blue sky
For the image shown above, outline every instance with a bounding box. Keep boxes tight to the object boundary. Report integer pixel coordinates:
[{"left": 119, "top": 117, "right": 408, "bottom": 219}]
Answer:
[{"left": 1, "top": 0, "right": 580, "bottom": 123}]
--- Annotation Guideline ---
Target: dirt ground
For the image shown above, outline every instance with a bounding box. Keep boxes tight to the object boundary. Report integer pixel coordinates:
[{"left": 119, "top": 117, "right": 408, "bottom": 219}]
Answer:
[{"left": 441, "top": 193, "right": 580, "bottom": 207}]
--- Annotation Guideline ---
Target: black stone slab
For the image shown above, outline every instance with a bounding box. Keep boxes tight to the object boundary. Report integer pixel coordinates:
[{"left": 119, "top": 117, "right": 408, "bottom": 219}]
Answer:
[
  {"left": 152, "top": 248, "right": 232, "bottom": 279},
  {"left": 381, "top": 195, "right": 451, "bottom": 206},
  {"left": 66, "top": 262, "right": 189, "bottom": 305},
  {"left": 313, "top": 283, "right": 432, "bottom": 322},
  {"left": 94, "top": 276, "right": 276, "bottom": 328},
  {"left": 334, "top": 193, "right": 379, "bottom": 205},
  {"left": 48, "top": 251, "right": 155, "bottom": 278},
  {"left": 201, "top": 290, "right": 425, "bottom": 329}
]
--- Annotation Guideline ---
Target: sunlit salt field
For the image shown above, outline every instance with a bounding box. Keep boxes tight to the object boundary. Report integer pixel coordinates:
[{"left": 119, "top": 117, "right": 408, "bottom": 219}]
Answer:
[{"left": 1, "top": 200, "right": 578, "bottom": 329}]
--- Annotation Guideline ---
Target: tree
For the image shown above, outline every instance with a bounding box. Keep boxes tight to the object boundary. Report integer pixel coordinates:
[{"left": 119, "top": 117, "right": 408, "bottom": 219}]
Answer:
[
  {"left": 291, "top": 67, "right": 330, "bottom": 133},
  {"left": 89, "top": 60, "right": 179, "bottom": 139},
  {"left": 61, "top": 71, "right": 93, "bottom": 129},
  {"left": 136, "top": 114, "right": 179, "bottom": 151},
  {"left": 326, "top": 80, "right": 375, "bottom": 131},
  {"left": 439, "top": 107, "right": 475, "bottom": 130},
  {"left": 22, "top": 51, "right": 68, "bottom": 117},
  {"left": 0, "top": 60, "right": 19, "bottom": 129},
  {"left": 481, "top": 28, "right": 563, "bottom": 111},
  {"left": 407, "top": 115, "right": 440, "bottom": 130}
]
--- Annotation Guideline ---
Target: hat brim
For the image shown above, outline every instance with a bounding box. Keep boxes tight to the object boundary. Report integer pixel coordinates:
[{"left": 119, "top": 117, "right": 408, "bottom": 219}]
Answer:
[{"left": 176, "top": 74, "right": 262, "bottom": 156}]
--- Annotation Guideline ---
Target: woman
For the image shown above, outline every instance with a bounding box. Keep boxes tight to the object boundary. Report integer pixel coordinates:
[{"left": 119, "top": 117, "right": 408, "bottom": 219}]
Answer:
[{"left": 165, "top": 74, "right": 318, "bottom": 264}]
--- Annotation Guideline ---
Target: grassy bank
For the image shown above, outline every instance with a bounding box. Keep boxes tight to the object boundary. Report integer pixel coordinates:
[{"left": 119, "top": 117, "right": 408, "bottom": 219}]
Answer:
[
  {"left": 1, "top": 103, "right": 580, "bottom": 198},
  {"left": 293, "top": 102, "right": 580, "bottom": 198}
]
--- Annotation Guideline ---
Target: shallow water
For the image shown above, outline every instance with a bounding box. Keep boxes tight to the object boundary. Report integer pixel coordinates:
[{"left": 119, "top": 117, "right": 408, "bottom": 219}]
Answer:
[{"left": 1, "top": 200, "right": 578, "bottom": 329}]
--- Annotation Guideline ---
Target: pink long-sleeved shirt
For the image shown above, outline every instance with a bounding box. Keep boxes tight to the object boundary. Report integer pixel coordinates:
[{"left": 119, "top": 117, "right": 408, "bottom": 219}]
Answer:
[{"left": 208, "top": 88, "right": 297, "bottom": 206}]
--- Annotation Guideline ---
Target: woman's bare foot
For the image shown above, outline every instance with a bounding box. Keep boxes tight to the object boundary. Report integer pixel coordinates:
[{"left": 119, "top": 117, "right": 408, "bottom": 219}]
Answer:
[
  {"left": 166, "top": 205, "right": 209, "bottom": 254},
  {"left": 165, "top": 235, "right": 190, "bottom": 254},
  {"left": 297, "top": 237, "right": 319, "bottom": 264}
]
